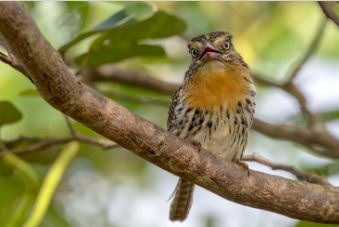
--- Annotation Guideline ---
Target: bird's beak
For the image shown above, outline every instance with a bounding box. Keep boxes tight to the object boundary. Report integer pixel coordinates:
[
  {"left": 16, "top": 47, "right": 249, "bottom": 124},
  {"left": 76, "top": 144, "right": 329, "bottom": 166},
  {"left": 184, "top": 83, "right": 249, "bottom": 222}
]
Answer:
[
  {"left": 203, "top": 43, "right": 220, "bottom": 54},
  {"left": 200, "top": 42, "right": 222, "bottom": 61}
]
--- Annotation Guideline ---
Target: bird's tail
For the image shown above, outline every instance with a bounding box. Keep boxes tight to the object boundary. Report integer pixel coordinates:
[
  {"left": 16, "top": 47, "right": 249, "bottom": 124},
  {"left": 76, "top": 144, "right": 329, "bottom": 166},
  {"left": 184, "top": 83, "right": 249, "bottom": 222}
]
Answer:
[{"left": 169, "top": 178, "right": 194, "bottom": 221}]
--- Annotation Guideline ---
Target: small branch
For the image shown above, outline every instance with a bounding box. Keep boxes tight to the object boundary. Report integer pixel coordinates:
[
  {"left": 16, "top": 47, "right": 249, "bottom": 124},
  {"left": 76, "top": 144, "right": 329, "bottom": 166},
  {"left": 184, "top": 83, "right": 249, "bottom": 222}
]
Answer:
[
  {"left": 0, "top": 50, "right": 28, "bottom": 77},
  {"left": 64, "top": 116, "right": 77, "bottom": 138},
  {"left": 252, "top": 119, "right": 339, "bottom": 159},
  {"left": 3, "top": 136, "right": 42, "bottom": 148},
  {"left": 64, "top": 115, "right": 117, "bottom": 150},
  {"left": 104, "top": 89, "right": 169, "bottom": 107},
  {"left": 82, "top": 65, "right": 178, "bottom": 94},
  {"left": 282, "top": 81, "right": 322, "bottom": 128},
  {"left": 74, "top": 135, "right": 118, "bottom": 149},
  {"left": 243, "top": 153, "right": 330, "bottom": 186},
  {"left": 318, "top": 2, "right": 339, "bottom": 27},
  {"left": 12, "top": 137, "right": 71, "bottom": 155},
  {"left": 252, "top": 73, "right": 281, "bottom": 87},
  {"left": 2, "top": 135, "right": 118, "bottom": 155}
]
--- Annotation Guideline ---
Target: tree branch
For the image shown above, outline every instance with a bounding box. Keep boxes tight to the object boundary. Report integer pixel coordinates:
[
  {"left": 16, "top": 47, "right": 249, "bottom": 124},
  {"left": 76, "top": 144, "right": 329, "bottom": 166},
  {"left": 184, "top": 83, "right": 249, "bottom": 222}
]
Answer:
[
  {"left": 252, "top": 118, "right": 339, "bottom": 159},
  {"left": 0, "top": 2, "right": 338, "bottom": 223},
  {"left": 242, "top": 153, "right": 330, "bottom": 186}
]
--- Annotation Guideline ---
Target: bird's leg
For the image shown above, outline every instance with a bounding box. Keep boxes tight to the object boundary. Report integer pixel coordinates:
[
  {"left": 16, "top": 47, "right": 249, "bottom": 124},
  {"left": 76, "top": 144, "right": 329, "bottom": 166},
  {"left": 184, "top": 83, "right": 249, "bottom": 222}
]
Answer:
[
  {"left": 190, "top": 140, "right": 201, "bottom": 153},
  {"left": 235, "top": 160, "right": 250, "bottom": 176}
]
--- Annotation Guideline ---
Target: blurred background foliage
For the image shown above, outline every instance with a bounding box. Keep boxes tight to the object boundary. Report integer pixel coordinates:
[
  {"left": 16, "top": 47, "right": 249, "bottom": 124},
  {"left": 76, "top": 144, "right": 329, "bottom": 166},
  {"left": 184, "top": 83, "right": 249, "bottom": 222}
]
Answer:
[{"left": 0, "top": 2, "right": 338, "bottom": 227}]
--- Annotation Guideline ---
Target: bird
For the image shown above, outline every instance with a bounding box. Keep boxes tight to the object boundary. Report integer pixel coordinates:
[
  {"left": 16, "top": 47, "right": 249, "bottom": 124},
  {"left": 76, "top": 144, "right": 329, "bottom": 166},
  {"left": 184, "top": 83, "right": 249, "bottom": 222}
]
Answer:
[{"left": 167, "top": 31, "right": 256, "bottom": 221}]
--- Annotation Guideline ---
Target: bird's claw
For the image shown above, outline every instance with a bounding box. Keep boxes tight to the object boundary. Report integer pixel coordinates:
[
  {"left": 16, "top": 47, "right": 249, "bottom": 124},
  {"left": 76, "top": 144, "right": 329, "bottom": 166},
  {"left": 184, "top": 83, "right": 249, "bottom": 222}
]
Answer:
[
  {"left": 236, "top": 160, "right": 250, "bottom": 176},
  {"left": 190, "top": 140, "right": 202, "bottom": 152}
]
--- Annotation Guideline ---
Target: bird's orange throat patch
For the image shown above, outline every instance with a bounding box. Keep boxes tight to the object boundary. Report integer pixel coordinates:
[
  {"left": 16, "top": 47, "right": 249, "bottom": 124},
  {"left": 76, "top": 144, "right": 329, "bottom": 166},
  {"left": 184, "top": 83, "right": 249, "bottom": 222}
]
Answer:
[{"left": 185, "top": 61, "right": 252, "bottom": 111}]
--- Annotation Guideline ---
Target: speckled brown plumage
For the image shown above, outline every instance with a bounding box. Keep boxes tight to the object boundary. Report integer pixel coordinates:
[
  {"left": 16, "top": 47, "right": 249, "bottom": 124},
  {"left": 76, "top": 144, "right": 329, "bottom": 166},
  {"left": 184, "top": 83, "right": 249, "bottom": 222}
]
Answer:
[{"left": 168, "top": 31, "right": 256, "bottom": 222}]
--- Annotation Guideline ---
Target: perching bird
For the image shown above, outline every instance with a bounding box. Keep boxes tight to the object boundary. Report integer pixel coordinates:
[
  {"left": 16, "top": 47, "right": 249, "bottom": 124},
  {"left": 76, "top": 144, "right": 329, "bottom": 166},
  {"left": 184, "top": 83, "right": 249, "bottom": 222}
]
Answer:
[{"left": 167, "top": 31, "right": 256, "bottom": 221}]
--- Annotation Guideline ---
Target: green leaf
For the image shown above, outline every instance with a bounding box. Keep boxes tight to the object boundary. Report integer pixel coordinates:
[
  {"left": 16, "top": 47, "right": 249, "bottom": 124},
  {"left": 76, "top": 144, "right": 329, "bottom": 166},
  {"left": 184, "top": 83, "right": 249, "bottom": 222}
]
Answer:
[
  {"left": 0, "top": 101, "right": 22, "bottom": 127},
  {"left": 58, "top": 2, "right": 154, "bottom": 55},
  {"left": 75, "top": 11, "right": 186, "bottom": 66},
  {"left": 91, "top": 11, "right": 186, "bottom": 50},
  {"left": 19, "top": 89, "right": 40, "bottom": 97},
  {"left": 296, "top": 221, "right": 339, "bottom": 227},
  {"left": 75, "top": 44, "right": 165, "bottom": 67}
]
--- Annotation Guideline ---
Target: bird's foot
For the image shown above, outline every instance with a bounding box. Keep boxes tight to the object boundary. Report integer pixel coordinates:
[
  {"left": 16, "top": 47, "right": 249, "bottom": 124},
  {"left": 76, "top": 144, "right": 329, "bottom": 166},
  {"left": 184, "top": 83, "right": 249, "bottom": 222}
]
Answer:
[
  {"left": 236, "top": 160, "right": 250, "bottom": 176},
  {"left": 190, "top": 140, "right": 201, "bottom": 153}
]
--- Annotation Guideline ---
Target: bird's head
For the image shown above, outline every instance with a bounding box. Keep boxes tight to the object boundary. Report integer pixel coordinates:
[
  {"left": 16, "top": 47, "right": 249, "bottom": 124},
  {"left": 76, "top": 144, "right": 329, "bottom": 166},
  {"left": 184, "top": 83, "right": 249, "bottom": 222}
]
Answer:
[{"left": 187, "top": 31, "right": 241, "bottom": 65}]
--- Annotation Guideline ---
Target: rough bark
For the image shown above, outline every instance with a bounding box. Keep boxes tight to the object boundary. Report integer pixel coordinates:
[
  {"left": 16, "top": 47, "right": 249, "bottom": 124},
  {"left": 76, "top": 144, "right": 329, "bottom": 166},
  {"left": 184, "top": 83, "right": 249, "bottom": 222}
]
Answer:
[{"left": 0, "top": 2, "right": 338, "bottom": 223}]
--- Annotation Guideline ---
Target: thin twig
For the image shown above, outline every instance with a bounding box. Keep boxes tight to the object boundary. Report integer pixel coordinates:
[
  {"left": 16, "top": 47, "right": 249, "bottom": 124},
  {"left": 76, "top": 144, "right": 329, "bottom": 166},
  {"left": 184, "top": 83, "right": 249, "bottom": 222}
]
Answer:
[
  {"left": 75, "top": 135, "right": 118, "bottom": 149},
  {"left": 12, "top": 137, "right": 72, "bottom": 155},
  {"left": 82, "top": 65, "right": 178, "bottom": 94},
  {"left": 318, "top": 2, "right": 339, "bottom": 27},
  {"left": 64, "top": 116, "right": 77, "bottom": 138},
  {"left": 0, "top": 51, "right": 28, "bottom": 76},
  {"left": 1, "top": 135, "right": 118, "bottom": 156},
  {"left": 105, "top": 89, "right": 169, "bottom": 107},
  {"left": 282, "top": 82, "right": 322, "bottom": 128},
  {"left": 243, "top": 153, "right": 331, "bottom": 186},
  {"left": 252, "top": 73, "right": 281, "bottom": 87}
]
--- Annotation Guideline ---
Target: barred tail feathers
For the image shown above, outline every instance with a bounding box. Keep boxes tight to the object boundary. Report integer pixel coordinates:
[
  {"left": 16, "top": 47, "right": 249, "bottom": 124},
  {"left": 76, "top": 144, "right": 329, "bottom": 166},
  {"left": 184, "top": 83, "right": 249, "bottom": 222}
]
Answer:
[{"left": 169, "top": 178, "right": 194, "bottom": 221}]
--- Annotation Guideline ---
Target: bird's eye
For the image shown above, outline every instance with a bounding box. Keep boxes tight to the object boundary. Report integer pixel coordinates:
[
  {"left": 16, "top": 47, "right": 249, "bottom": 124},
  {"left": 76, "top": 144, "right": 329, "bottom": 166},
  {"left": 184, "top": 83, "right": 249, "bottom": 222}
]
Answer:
[
  {"left": 190, "top": 49, "right": 199, "bottom": 58},
  {"left": 223, "top": 41, "right": 230, "bottom": 50}
]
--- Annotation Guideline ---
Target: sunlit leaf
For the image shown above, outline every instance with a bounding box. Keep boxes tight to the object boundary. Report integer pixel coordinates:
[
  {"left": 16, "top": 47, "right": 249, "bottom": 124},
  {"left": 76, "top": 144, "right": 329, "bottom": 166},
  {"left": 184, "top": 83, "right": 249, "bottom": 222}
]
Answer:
[{"left": 0, "top": 101, "right": 22, "bottom": 127}]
